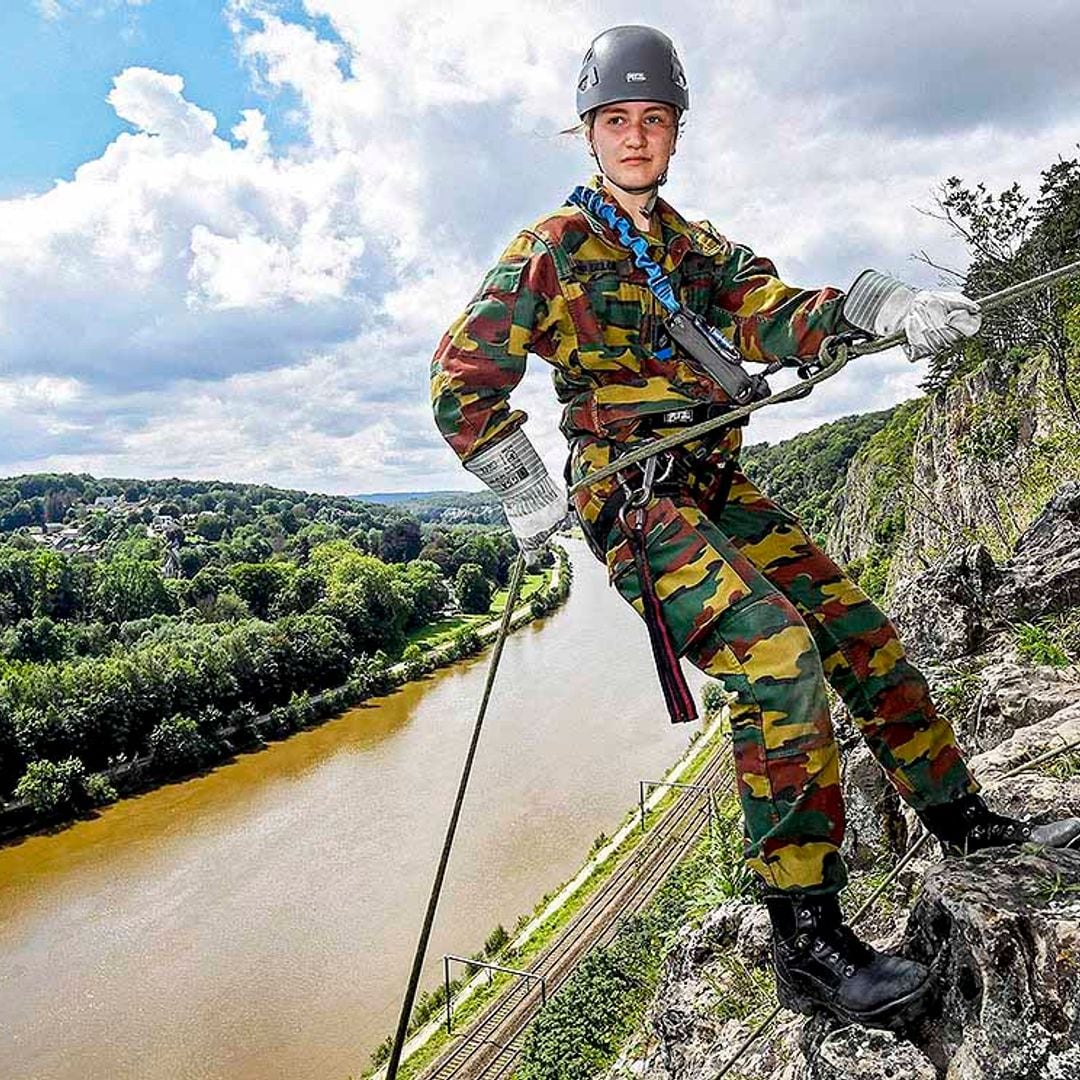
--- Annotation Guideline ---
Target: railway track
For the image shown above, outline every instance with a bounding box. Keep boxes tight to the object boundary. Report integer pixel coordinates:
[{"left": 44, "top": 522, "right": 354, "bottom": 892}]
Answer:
[{"left": 417, "top": 739, "right": 740, "bottom": 1080}]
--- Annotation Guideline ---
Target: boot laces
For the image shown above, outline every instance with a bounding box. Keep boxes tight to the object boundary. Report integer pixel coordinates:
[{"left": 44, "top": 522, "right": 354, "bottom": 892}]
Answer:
[
  {"left": 797, "top": 919, "right": 870, "bottom": 979},
  {"left": 967, "top": 814, "right": 1032, "bottom": 848}
]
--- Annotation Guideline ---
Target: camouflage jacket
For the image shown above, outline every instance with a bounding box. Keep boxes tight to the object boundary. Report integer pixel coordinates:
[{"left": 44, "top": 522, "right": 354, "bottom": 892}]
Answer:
[{"left": 431, "top": 177, "right": 848, "bottom": 466}]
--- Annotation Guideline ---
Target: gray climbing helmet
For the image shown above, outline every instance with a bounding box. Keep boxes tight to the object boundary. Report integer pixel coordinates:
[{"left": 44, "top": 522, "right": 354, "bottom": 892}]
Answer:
[{"left": 576, "top": 25, "right": 689, "bottom": 119}]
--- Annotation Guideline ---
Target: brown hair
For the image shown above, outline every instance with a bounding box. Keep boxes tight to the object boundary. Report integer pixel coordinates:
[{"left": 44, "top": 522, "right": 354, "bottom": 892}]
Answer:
[{"left": 558, "top": 112, "right": 596, "bottom": 139}]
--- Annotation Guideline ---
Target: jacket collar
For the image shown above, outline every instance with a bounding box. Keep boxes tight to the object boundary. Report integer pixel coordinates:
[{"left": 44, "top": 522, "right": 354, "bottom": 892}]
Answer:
[{"left": 583, "top": 175, "right": 695, "bottom": 269}]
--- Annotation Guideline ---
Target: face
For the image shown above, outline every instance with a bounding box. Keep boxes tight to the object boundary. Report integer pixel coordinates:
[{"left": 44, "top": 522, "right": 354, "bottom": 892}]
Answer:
[{"left": 588, "top": 101, "right": 678, "bottom": 192}]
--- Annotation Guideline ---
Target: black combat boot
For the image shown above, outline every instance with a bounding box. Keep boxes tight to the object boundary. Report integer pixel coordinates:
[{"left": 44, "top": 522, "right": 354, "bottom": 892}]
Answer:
[
  {"left": 765, "top": 892, "right": 934, "bottom": 1029},
  {"left": 917, "top": 793, "right": 1080, "bottom": 855}
]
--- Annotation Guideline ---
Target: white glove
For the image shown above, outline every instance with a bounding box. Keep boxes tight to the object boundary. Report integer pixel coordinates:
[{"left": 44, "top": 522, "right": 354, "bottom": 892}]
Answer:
[
  {"left": 463, "top": 428, "right": 567, "bottom": 568},
  {"left": 843, "top": 269, "right": 982, "bottom": 362}
]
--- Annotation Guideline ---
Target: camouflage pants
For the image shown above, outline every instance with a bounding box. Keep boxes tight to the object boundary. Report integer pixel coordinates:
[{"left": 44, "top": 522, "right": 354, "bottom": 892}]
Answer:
[{"left": 572, "top": 439, "right": 979, "bottom": 895}]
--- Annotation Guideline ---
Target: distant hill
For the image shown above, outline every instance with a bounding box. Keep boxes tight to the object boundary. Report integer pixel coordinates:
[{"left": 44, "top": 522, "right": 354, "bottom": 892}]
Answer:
[
  {"left": 354, "top": 490, "right": 496, "bottom": 506},
  {"left": 740, "top": 408, "right": 895, "bottom": 543},
  {"left": 354, "top": 490, "right": 504, "bottom": 525}
]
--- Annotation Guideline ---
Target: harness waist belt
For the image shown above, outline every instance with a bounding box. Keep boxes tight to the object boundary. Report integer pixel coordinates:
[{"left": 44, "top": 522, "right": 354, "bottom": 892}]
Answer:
[{"left": 635, "top": 401, "right": 750, "bottom": 433}]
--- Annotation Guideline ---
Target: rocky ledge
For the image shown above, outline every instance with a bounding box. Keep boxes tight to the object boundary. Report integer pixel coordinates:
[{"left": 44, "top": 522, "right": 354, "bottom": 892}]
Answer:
[{"left": 901, "top": 846, "right": 1080, "bottom": 1080}]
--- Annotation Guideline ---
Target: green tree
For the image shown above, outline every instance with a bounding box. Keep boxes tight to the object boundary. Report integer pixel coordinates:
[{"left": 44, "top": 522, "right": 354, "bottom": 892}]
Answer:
[
  {"left": 92, "top": 555, "right": 176, "bottom": 624},
  {"left": 0, "top": 617, "right": 66, "bottom": 662},
  {"left": 400, "top": 559, "right": 450, "bottom": 629},
  {"left": 0, "top": 548, "right": 35, "bottom": 623},
  {"left": 269, "top": 567, "right": 323, "bottom": 616},
  {"left": 148, "top": 715, "right": 213, "bottom": 775},
  {"left": 379, "top": 517, "right": 423, "bottom": 563},
  {"left": 30, "top": 548, "right": 82, "bottom": 620},
  {"left": 227, "top": 563, "right": 290, "bottom": 620},
  {"left": 920, "top": 154, "right": 1080, "bottom": 414},
  {"left": 14, "top": 757, "right": 88, "bottom": 815},
  {"left": 455, "top": 563, "right": 491, "bottom": 615},
  {"left": 194, "top": 512, "right": 229, "bottom": 542}
]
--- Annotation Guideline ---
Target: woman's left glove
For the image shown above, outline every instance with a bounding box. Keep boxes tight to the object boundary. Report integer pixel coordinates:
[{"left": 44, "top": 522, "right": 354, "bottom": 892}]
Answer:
[
  {"left": 842, "top": 269, "right": 982, "bottom": 362},
  {"left": 463, "top": 428, "right": 567, "bottom": 567}
]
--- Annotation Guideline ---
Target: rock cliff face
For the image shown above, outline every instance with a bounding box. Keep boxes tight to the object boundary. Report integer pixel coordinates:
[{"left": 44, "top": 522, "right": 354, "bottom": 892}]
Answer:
[
  {"left": 609, "top": 483, "right": 1080, "bottom": 1080},
  {"left": 828, "top": 352, "right": 1077, "bottom": 601}
]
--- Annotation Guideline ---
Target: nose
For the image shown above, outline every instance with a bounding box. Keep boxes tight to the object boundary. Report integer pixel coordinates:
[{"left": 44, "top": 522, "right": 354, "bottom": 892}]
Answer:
[{"left": 624, "top": 121, "right": 647, "bottom": 147}]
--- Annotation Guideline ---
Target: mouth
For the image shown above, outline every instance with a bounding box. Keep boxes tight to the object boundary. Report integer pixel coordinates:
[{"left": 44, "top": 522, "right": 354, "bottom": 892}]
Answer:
[{"left": 621, "top": 157, "right": 650, "bottom": 164}]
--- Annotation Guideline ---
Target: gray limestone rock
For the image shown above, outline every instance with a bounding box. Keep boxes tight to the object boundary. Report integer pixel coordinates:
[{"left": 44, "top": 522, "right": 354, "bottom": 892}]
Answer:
[
  {"left": 839, "top": 741, "right": 906, "bottom": 868},
  {"left": 992, "top": 481, "right": 1080, "bottom": 622},
  {"left": 891, "top": 544, "right": 1003, "bottom": 664},
  {"left": 967, "top": 700, "right": 1080, "bottom": 822},
  {"left": 804, "top": 1025, "right": 937, "bottom": 1080},
  {"left": 902, "top": 846, "right": 1080, "bottom": 1080},
  {"left": 643, "top": 901, "right": 804, "bottom": 1080},
  {"left": 968, "top": 656, "right": 1080, "bottom": 753}
]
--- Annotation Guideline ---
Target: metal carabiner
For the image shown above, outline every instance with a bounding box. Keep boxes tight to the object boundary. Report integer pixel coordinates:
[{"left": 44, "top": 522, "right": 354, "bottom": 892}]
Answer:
[
  {"left": 618, "top": 451, "right": 677, "bottom": 508},
  {"left": 629, "top": 454, "right": 659, "bottom": 509}
]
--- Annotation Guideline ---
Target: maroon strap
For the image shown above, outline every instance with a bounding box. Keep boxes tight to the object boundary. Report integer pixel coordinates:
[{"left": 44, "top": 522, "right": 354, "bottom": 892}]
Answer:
[{"left": 619, "top": 507, "right": 698, "bottom": 724}]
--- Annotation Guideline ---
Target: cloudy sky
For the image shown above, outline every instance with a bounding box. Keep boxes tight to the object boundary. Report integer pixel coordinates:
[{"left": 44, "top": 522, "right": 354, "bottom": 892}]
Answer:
[{"left": 1, "top": 0, "right": 1078, "bottom": 495}]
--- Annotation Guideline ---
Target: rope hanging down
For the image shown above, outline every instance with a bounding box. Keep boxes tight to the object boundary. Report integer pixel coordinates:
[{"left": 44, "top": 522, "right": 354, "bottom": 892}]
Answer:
[
  {"left": 567, "top": 256, "right": 1080, "bottom": 498},
  {"left": 384, "top": 556, "right": 527, "bottom": 1080}
]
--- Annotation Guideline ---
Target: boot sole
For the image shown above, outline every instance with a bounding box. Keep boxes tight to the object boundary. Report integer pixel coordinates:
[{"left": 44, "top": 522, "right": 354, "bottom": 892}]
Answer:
[{"left": 776, "top": 969, "right": 936, "bottom": 1030}]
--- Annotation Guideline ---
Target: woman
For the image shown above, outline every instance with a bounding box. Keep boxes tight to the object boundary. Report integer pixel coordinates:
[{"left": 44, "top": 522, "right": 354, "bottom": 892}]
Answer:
[{"left": 430, "top": 25, "right": 1080, "bottom": 1029}]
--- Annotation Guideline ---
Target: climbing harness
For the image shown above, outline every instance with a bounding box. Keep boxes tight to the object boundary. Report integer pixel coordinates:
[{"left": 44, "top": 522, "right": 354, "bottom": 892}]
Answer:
[
  {"left": 388, "top": 254, "right": 1080, "bottom": 1080},
  {"left": 608, "top": 447, "right": 739, "bottom": 726},
  {"left": 616, "top": 454, "right": 698, "bottom": 723}
]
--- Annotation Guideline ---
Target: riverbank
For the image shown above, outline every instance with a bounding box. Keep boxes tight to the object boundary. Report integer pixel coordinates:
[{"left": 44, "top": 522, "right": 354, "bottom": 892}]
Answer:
[{"left": 0, "top": 545, "right": 571, "bottom": 843}]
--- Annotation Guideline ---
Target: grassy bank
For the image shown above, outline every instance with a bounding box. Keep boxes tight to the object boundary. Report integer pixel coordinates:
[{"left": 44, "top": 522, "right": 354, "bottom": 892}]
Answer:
[{"left": 402, "top": 567, "right": 551, "bottom": 650}]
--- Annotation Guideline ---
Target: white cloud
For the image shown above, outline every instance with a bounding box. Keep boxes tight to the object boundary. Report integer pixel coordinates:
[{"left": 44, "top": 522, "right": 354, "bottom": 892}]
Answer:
[
  {"left": 107, "top": 68, "right": 218, "bottom": 152},
  {"left": 0, "top": 375, "right": 84, "bottom": 410},
  {"left": 0, "top": 63, "right": 376, "bottom": 387},
  {"left": 232, "top": 109, "right": 270, "bottom": 157},
  {"left": 6, "top": 1, "right": 1080, "bottom": 493}
]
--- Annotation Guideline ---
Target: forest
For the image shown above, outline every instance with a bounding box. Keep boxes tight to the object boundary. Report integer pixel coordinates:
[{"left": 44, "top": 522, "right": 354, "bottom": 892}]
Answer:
[{"left": 0, "top": 475, "right": 526, "bottom": 819}]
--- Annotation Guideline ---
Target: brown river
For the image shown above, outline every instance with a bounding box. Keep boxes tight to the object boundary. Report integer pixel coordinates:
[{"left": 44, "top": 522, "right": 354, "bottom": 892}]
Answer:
[{"left": 0, "top": 541, "right": 709, "bottom": 1080}]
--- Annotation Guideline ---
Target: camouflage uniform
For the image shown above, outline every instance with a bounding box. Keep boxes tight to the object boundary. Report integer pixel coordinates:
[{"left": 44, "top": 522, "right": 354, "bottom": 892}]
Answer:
[{"left": 431, "top": 178, "right": 979, "bottom": 894}]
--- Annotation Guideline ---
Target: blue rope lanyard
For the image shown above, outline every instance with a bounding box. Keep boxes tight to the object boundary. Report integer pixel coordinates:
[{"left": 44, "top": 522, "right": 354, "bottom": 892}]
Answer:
[
  {"left": 567, "top": 184, "right": 761, "bottom": 380},
  {"left": 567, "top": 185, "right": 682, "bottom": 317}
]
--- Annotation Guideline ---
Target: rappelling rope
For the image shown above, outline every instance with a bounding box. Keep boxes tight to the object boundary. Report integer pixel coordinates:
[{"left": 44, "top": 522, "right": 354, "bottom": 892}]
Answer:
[
  {"left": 567, "top": 256, "right": 1080, "bottom": 498},
  {"left": 710, "top": 731, "right": 1080, "bottom": 1080},
  {"left": 384, "top": 555, "right": 527, "bottom": 1080}
]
